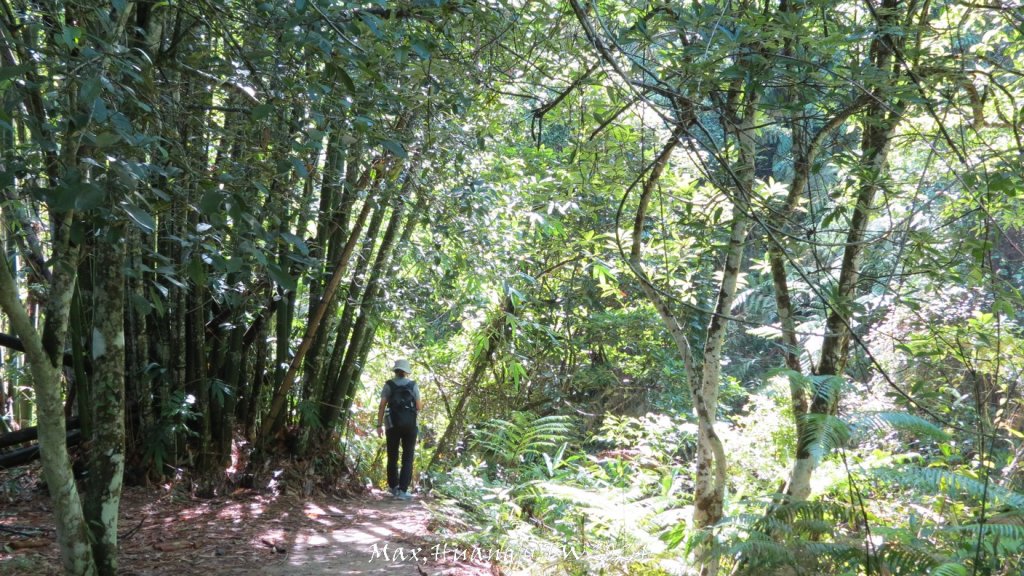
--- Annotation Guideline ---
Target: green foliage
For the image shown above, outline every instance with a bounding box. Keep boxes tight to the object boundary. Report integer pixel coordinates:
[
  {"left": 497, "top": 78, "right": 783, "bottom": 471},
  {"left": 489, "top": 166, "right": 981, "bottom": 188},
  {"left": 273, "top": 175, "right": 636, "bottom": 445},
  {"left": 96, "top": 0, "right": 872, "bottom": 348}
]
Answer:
[
  {"left": 930, "top": 563, "right": 968, "bottom": 576},
  {"left": 797, "top": 413, "right": 852, "bottom": 462},
  {"left": 473, "top": 412, "right": 574, "bottom": 472},
  {"left": 142, "top": 389, "right": 200, "bottom": 475},
  {"left": 851, "top": 412, "right": 952, "bottom": 443},
  {"left": 594, "top": 413, "right": 696, "bottom": 466},
  {"left": 874, "top": 467, "right": 1024, "bottom": 509},
  {"left": 726, "top": 380, "right": 797, "bottom": 492}
]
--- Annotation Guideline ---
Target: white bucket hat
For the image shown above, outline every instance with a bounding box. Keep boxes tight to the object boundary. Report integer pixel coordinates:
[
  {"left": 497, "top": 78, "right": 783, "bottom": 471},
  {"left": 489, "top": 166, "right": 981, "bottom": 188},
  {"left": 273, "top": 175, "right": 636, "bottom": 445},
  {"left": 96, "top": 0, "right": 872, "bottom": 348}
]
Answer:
[{"left": 393, "top": 359, "right": 412, "bottom": 373}]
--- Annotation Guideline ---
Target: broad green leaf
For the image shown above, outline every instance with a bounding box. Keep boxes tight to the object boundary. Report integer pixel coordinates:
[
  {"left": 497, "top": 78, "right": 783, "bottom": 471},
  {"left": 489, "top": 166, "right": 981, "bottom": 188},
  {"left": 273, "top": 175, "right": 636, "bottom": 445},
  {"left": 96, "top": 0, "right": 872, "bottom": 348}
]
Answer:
[
  {"left": 199, "top": 190, "right": 222, "bottom": 215},
  {"left": 61, "top": 26, "right": 82, "bottom": 48},
  {"left": 381, "top": 139, "right": 407, "bottom": 158},
  {"left": 0, "top": 64, "right": 32, "bottom": 83},
  {"left": 410, "top": 41, "right": 431, "bottom": 60},
  {"left": 79, "top": 77, "right": 102, "bottom": 106},
  {"left": 187, "top": 257, "right": 207, "bottom": 286},
  {"left": 251, "top": 103, "right": 274, "bottom": 121},
  {"left": 360, "top": 14, "right": 384, "bottom": 38},
  {"left": 267, "top": 262, "right": 297, "bottom": 292},
  {"left": 123, "top": 204, "right": 156, "bottom": 234},
  {"left": 281, "top": 232, "right": 309, "bottom": 256},
  {"left": 94, "top": 132, "right": 121, "bottom": 147}
]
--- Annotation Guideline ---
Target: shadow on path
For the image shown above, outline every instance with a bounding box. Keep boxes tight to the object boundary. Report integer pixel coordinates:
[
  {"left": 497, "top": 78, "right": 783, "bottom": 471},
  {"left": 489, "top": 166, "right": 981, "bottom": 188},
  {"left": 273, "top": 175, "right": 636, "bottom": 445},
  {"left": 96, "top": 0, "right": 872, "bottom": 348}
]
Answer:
[{"left": 260, "top": 490, "right": 492, "bottom": 576}]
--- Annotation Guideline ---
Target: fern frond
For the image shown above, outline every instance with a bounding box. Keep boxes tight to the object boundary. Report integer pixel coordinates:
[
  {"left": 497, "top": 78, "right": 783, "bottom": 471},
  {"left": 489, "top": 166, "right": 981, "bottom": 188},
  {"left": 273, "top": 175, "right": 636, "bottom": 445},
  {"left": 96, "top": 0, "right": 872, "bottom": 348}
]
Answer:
[
  {"left": 809, "top": 374, "right": 845, "bottom": 406},
  {"left": 929, "top": 563, "right": 967, "bottom": 576},
  {"left": 940, "top": 521, "right": 1024, "bottom": 540},
  {"left": 473, "top": 412, "right": 573, "bottom": 466},
  {"left": 770, "top": 370, "right": 845, "bottom": 406},
  {"left": 874, "top": 467, "right": 1024, "bottom": 509},
  {"left": 875, "top": 542, "right": 940, "bottom": 575},
  {"left": 803, "top": 541, "right": 861, "bottom": 563},
  {"left": 797, "top": 412, "right": 851, "bottom": 460},
  {"left": 988, "top": 510, "right": 1024, "bottom": 525},
  {"left": 732, "top": 286, "right": 756, "bottom": 313},
  {"left": 766, "top": 500, "right": 857, "bottom": 527},
  {"left": 792, "top": 518, "right": 833, "bottom": 537},
  {"left": 851, "top": 411, "right": 950, "bottom": 442},
  {"left": 728, "top": 537, "right": 794, "bottom": 568}
]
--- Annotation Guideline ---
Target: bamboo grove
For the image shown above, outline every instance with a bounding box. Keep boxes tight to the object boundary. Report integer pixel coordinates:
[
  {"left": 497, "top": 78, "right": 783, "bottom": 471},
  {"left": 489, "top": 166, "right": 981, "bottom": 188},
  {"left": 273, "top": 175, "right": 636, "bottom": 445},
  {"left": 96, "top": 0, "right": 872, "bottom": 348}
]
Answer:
[{"left": 1, "top": 0, "right": 1023, "bottom": 575}]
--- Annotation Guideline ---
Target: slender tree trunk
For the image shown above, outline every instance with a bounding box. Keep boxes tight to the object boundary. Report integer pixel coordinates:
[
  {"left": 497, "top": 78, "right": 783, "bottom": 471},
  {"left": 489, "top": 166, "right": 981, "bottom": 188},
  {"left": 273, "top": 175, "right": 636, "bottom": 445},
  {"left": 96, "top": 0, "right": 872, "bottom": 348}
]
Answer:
[
  {"left": 320, "top": 185, "right": 408, "bottom": 430},
  {"left": 243, "top": 286, "right": 273, "bottom": 440},
  {"left": 766, "top": 94, "right": 868, "bottom": 500},
  {"left": 84, "top": 228, "right": 127, "bottom": 576},
  {"left": 331, "top": 185, "right": 419, "bottom": 433},
  {"left": 338, "top": 190, "right": 427, "bottom": 429},
  {"left": 430, "top": 295, "right": 514, "bottom": 469},
  {"left": 785, "top": 114, "right": 898, "bottom": 500},
  {"left": 0, "top": 234, "right": 96, "bottom": 575},
  {"left": 784, "top": 0, "right": 905, "bottom": 499},
  {"left": 302, "top": 130, "right": 350, "bottom": 400},
  {"left": 260, "top": 192, "right": 378, "bottom": 444},
  {"left": 125, "top": 225, "right": 153, "bottom": 466}
]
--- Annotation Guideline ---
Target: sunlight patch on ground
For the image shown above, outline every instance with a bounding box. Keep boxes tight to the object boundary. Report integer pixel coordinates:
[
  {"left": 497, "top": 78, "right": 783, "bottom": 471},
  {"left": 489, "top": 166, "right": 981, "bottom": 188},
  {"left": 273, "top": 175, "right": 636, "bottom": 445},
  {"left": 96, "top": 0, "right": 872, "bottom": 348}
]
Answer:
[
  {"left": 304, "top": 534, "right": 331, "bottom": 546},
  {"left": 304, "top": 503, "right": 327, "bottom": 515}
]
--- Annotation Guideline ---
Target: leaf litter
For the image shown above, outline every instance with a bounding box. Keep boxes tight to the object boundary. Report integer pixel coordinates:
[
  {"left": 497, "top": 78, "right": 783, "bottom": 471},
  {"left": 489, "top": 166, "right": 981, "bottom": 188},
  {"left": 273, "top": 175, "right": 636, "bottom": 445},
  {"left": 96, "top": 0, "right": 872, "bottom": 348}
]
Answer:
[{"left": 1, "top": 464, "right": 496, "bottom": 576}]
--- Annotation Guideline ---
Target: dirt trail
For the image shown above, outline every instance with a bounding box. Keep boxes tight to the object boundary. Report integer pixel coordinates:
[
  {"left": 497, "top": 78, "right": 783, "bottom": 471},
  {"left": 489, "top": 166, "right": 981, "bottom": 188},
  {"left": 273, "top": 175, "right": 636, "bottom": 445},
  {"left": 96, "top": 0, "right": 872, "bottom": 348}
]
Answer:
[
  {"left": 1, "top": 471, "right": 492, "bottom": 576},
  {"left": 259, "top": 491, "right": 488, "bottom": 576}
]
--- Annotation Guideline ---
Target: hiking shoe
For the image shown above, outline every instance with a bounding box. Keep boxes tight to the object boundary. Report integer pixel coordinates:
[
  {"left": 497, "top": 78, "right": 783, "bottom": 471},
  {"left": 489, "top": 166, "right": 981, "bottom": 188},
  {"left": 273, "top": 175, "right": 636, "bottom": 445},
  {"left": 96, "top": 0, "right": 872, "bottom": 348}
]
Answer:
[
  {"left": 396, "top": 491, "right": 413, "bottom": 501},
  {"left": 389, "top": 487, "right": 399, "bottom": 497}
]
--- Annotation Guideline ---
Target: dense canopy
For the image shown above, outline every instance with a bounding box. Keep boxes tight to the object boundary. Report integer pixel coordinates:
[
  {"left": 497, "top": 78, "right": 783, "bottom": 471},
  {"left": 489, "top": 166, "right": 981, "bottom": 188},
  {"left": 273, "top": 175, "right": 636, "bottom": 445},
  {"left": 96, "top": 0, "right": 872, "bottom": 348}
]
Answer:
[{"left": 0, "top": 1, "right": 1022, "bottom": 575}]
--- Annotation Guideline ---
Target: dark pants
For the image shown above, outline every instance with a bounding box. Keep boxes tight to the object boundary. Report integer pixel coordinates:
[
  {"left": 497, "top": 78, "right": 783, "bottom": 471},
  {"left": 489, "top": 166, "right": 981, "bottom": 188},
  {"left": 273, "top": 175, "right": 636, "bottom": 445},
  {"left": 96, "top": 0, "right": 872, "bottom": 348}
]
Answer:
[{"left": 385, "top": 424, "right": 417, "bottom": 492}]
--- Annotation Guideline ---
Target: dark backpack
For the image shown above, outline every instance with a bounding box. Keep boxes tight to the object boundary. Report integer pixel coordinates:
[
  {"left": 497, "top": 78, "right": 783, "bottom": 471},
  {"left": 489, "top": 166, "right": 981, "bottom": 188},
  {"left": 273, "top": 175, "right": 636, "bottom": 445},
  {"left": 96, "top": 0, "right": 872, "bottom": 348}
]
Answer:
[{"left": 387, "top": 380, "right": 417, "bottom": 430}]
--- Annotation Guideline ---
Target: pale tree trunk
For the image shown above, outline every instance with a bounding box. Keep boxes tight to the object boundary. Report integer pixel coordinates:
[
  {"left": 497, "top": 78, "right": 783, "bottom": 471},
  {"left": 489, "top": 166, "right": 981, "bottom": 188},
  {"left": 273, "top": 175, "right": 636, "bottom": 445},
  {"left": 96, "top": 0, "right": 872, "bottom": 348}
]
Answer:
[
  {"left": 0, "top": 232, "right": 96, "bottom": 575},
  {"left": 766, "top": 95, "right": 868, "bottom": 499},
  {"left": 84, "top": 229, "right": 127, "bottom": 576},
  {"left": 694, "top": 107, "right": 757, "bottom": 576},
  {"left": 622, "top": 104, "right": 755, "bottom": 575},
  {"left": 695, "top": 212, "right": 750, "bottom": 527},
  {"left": 429, "top": 294, "right": 515, "bottom": 469},
  {"left": 783, "top": 0, "right": 906, "bottom": 497},
  {"left": 784, "top": 114, "right": 898, "bottom": 500}
]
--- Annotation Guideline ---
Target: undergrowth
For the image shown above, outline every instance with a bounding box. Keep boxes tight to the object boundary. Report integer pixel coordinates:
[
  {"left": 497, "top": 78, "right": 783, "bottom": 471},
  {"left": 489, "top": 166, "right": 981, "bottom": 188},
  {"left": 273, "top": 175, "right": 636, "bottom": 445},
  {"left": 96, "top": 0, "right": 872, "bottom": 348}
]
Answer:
[{"left": 426, "top": 389, "right": 1024, "bottom": 576}]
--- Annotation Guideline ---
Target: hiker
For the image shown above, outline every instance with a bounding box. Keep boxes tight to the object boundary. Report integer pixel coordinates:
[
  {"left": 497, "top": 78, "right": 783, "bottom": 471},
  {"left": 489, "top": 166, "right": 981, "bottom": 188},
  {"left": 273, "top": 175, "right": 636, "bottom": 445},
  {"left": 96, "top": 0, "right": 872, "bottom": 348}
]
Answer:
[{"left": 376, "top": 358, "right": 422, "bottom": 500}]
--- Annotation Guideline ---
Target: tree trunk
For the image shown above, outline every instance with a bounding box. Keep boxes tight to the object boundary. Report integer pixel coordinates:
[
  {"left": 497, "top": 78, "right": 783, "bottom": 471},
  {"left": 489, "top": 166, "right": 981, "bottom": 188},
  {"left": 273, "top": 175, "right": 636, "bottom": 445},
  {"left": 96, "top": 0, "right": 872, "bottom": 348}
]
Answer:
[
  {"left": 302, "top": 129, "right": 351, "bottom": 400},
  {"left": 430, "top": 294, "right": 515, "bottom": 469},
  {"left": 785, "top": 114, "right": 898, "bottom": 500},
  {"left": 316, "top": 198, "right": 388, "bottom": 428},
  {"left": 84, "top": 228, "right": 127, "bottom": 576},
  {"left": 338, "top": 189, "right": 427, "bottom": 431},
  {"left": 766, "top": 94, "right": 869, "bottom": 500},
  {"left": 260, "top": 193, "right": 377, "bottom": 445},
  {"left": 784, "top": 0, "right": 905, "bottom": 500},
  {"left": 0, "top": 235, "right": 96, "bottom": 575},
  {"left": 242, "top": 286, "right": 273, "bottom": 441},
  {"left": 125, "top": 224, "right": 153, "bottom": 468}
]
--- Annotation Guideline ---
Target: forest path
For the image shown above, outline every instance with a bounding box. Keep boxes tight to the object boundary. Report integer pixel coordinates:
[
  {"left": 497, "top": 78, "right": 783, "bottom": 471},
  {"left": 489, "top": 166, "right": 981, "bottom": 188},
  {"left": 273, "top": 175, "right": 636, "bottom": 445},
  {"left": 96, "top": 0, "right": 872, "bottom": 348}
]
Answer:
[
  {"left": 259, "top": 489, "right": 491, "bottom": 576},
  {"left": 0, "top": 471, "right": 493, "bottom": 576}
]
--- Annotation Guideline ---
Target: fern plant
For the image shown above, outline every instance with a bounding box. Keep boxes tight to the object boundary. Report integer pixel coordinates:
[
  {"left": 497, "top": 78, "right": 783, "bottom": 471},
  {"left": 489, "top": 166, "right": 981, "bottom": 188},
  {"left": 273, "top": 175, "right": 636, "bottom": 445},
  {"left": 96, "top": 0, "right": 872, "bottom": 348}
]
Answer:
[
  {"left": 722, "top": 403, "right": 1024, "bottom": 576},
  {"left": 473, "top": 411, "right": 573, "bottom": 471}
]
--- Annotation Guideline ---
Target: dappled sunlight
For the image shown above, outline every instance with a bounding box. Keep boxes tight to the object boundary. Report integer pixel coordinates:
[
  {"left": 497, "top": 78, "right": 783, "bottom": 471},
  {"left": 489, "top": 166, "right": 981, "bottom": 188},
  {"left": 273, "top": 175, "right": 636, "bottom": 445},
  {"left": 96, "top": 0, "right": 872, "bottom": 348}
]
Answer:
[
  {"left": 254, "top": 493, "right": 494, "bottom": 575},
  {"left": 1, "top": 1, "right": 1021, "bottom": 576}
]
